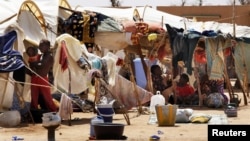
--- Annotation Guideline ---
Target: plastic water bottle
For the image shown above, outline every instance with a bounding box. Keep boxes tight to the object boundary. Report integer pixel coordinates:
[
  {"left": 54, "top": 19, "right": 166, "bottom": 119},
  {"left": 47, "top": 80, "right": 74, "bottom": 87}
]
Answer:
[
  {"left": 149, "top": 91, "right": 165, "bottom": 114},
  {"left": 148, "top": 91, "right": 165, "bottom": 125}
]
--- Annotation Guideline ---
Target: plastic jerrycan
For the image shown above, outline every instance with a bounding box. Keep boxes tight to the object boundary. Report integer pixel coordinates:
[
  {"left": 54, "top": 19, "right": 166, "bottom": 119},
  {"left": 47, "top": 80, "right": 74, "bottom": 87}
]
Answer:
[{"left": 149, "top": 91, "right": 165, "bottom": 114}]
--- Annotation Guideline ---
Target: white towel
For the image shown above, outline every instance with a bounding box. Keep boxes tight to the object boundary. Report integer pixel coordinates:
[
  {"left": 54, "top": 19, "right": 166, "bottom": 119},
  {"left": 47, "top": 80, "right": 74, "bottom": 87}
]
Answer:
[{"left": 58, "top": 93, "right": 73, "bottom": 120}]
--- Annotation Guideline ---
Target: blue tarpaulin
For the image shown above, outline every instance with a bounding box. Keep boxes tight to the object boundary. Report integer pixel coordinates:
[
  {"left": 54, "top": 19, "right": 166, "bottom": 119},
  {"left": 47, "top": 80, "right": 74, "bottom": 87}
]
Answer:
[{"left": 0, "top": 30, "right": 24, "bottom": 72}]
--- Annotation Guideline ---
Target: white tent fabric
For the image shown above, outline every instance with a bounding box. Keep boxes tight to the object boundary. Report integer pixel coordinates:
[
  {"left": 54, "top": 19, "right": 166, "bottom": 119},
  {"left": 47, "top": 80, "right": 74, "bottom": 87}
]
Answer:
[
  {"left": 0, "top": 0, "right": 24, "bottom": 34},
  {"left": 33, "top": 0, "right": 59, "bottom": 44},
  {"left": 75, "top": 6, "right": 188, "bottom": 29},
  {"left": 0, "top": 0, "right": 59, "bottom": 45},
  {"left": 0, "top": 0, "right": 59, "bottom": 111},
  {"left": 17, "top": 11, "right": 46, "bottom": 46},
  {"left": 186, "top": 21, "right": 250, "bottom": 38},
  {"left": 53, "top": 33, "right": 118, "bottom": 94},
  {"left": 75, "top": 6, "right": 250, "bottom": 39},
  {"left": 1, "top": 1, "right": 250, "bottom": 46},
  {"left": 68, "top": 0, "right": 242, "bottom": 8}
]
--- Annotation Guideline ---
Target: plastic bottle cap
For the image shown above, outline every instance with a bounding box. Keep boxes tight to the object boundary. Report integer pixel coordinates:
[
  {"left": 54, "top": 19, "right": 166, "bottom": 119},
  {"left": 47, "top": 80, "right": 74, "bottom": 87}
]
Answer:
[{"left": 156, "top": 91, "right": 161, "bottom": 95}]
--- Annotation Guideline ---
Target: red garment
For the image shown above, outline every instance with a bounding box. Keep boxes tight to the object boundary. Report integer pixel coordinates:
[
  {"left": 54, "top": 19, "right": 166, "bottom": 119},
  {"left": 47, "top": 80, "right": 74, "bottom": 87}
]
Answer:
[
  {"left": 176, "top": 84, "right": 195, "bottom": 97},
  {"left": 30, "top": 76, "right": 57, "bottom": 112},
  {"left": 59, "top": 41, "right": 68, "bottom": 72}
]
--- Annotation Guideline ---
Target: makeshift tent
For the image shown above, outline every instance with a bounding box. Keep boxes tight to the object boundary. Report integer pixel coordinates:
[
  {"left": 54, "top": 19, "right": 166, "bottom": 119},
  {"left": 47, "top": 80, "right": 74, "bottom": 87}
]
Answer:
[
  {"left": 2, "top": 0, "right": 153, "bottom": 115},
  {"left": 69, "top": 7, "right": 250, "bottom": 104},
  {"left": 166, "top": 23, "right": 249, "bottom": 106},
  {"left": 56, "top": 4, "right": 157, "bottom": 116},
  {"left": 0, "top": 28, "right": 28, "bottom": 112},
  {"left": 1, "top": 0, "right": 249, "bottom": 113},
  {"left": 0, "top": 0, "right": 24, "bottom": 34},
  {"left": 52, "top": 33, "right": 152, "bottom": 107},
  {"left": 56, "top": 5, "right": 250, "bottom": 107},
  {"left": 0, "top": 0, "right": 61, "bottom": 119}
]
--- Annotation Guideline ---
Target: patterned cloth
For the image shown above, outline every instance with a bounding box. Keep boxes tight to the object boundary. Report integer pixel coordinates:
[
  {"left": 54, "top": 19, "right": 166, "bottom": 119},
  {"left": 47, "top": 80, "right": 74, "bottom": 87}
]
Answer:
[
  {"left": 200, "top": 75, "right": 228, "bottom": 105},
  {"left": 0, "top": 30, "right": 24, "bottom": 72},
  {"left": 208, "top": 79, "right": 228, "bottom": 104},
  {"left": 131, "top": 22, "right": 149, "bottom": 45},
  {"left": 205, "top": 35, "right": 231, "bottom": 80},
  {"left": 205, "top": 92, "right": 224, "bottom": 108}
]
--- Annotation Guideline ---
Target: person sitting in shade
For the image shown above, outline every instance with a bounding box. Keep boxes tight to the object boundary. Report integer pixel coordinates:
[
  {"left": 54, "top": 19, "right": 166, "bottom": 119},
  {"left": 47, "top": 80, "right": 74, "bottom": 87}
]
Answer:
[
  {"left": 150, "top": 64, "right": 174, "bottom": 104},
  {"left": 199, "top": 74, "right": 227, "bottom": 108},
  {"left": 174, "top": 73, "right": 197, "bottom": 105}
]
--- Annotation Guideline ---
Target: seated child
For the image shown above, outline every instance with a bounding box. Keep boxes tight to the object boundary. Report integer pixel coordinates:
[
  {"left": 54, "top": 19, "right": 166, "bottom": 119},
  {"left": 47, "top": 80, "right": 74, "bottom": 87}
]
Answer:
[{"left": 175, "top": 73, "right": 197, "bottom": 105}]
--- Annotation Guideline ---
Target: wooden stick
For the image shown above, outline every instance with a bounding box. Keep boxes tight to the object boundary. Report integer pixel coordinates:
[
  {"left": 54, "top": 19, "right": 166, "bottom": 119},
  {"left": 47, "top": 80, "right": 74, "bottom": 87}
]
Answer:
[
  {"left": 194, "top": 67, "right": 203, "bottom": 107},
  {"left": 0, "top": 13, "right": 17, "bottom": 24},
  {"left": 124, "top": 50, "right": 143, "bottom": 114},
  {"left": 14, "top": 81, "right": 35, "bottom": 125},
  {"left": 98, "top": 79, "right": 131, "bottom": 125}
]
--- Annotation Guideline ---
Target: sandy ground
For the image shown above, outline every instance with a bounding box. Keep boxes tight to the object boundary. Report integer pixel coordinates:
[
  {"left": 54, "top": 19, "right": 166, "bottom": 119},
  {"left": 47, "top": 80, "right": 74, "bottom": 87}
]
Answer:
[{"left": 0, "top": 92, "right": 249, "bottom": 141}]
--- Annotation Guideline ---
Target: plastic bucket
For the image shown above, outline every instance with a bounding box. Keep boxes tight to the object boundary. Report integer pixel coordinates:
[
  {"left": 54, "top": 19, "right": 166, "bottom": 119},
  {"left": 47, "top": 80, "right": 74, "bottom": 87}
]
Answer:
[
  {"left": 155, "top": 104, "right": 178, "bottom": 126},
  {"left": 90, "top": 116, "right": 104, "bottom": 137},
  {"left": 96, "top": 104, "right": 115, "bottom": 123}
]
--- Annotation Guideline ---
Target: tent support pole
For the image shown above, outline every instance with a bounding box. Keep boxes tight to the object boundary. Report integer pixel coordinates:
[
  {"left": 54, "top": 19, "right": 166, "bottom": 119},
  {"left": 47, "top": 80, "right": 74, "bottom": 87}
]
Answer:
[
  {"left": 0, "top": 13, "right": 17, "bottom": 24},
  {"left": 14, "top": 83, "right": 35, "bottom": 125},
  {"left": 67, "top": 67, "right": 72, "bottom": 126},
  {"left": 0, "top": 74, "right": 9, "bottom": 110},
  {"left": 124, "top": 50, "right": 143, "bottom": 114},
  {"left": 223, "top": 57, "right": 234, "bottom": 100},
  {"left": 194, "top": 67, "right": 203, "bottom": 107}
]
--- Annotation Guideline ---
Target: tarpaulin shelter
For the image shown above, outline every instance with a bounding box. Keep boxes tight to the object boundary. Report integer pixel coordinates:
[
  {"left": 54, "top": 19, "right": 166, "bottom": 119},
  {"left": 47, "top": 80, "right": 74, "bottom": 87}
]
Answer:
[
  {"left": 0, "top": 0, "right": 74, "bottom": 117},
  {"left": 1, "top": 0, "right": 250, "bottom": 113},
  {"left": 57, "top": 5, "right": 250, "bottom": 107}
]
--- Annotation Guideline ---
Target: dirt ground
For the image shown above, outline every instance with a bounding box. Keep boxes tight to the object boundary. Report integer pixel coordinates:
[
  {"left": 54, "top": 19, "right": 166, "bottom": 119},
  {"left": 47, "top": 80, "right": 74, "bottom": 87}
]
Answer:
[{"left": 0, "top": 92, "right": 249, "bottom": 141}]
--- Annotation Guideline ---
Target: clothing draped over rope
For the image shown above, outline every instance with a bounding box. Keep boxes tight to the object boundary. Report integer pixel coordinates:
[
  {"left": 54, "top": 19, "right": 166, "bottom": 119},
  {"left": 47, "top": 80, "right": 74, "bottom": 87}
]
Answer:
[{"left": 0, "top": 30, "right": 24, "bottom": 72}]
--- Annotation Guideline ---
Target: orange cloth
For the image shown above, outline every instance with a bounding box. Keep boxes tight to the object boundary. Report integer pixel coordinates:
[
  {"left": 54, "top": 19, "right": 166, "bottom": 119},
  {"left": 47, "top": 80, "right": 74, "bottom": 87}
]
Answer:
[
  {"left": 194, "top": 49, "right": 207, "bottom": 64},
  {"left": 131, "top": 22, "right": 149, "bottom": 45}
]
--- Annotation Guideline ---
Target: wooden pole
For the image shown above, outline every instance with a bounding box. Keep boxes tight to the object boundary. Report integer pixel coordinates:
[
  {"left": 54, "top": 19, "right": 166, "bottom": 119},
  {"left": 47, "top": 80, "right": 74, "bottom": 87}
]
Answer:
[
  {"left": 124, "top": 50, "right": 143, "bottom": 114},
  {"left": 0, "top": 13, "right": 17, "bottom": 24},
  {"left": 194, "top": 67, "right": 203, "bottom": 107},
  {"left": 232, "top": 0, "right": 236, "bottom": 39}
]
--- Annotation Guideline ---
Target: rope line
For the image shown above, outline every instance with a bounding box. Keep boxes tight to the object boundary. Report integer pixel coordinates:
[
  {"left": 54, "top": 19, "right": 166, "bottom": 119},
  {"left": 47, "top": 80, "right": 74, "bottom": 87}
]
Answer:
[{"left": 0, "top": 64, "right": 64, "bottom": 94}]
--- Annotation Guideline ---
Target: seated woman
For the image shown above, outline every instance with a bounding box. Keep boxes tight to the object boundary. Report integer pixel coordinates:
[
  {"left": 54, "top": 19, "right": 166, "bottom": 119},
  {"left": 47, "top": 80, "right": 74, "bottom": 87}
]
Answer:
[
  {"left": 150, "top": 64, "right": 174, "bottom": 104},
  {"left": 199, "top": 74, "right": 227, "bottom": 108},
  {"left": 175, "top": 73, "right": 197, "bottom": 105}
]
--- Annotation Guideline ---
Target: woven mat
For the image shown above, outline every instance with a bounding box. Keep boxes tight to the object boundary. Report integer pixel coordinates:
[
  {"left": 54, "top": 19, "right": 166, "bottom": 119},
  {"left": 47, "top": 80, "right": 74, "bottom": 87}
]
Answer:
[{"left": 208, "top": 114, "right": 228, "bottom": 125}]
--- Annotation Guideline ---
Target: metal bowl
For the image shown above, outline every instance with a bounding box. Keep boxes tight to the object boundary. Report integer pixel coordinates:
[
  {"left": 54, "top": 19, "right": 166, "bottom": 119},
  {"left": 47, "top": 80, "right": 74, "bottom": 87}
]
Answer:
[{"left": 93, "top": 123, "right": 125, "bottom": 139}]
